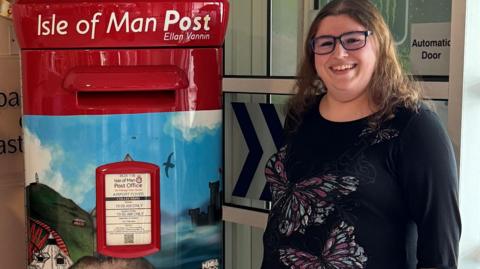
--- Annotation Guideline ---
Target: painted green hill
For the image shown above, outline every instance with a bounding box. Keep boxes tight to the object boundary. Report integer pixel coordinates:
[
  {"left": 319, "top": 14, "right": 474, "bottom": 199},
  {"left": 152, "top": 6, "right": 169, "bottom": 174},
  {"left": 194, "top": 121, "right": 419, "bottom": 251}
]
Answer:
[{"left": 27, "top": 183, "right": 94, "bottom": 262}]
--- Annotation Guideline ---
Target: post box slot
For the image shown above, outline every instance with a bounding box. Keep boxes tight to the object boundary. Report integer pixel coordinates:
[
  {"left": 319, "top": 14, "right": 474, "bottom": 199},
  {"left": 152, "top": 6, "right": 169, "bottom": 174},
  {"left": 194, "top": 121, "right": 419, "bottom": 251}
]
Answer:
[
  {"left": 64, "top": 65, "right": 187, "bottom": 109},
  {"left": 63, "top": 65, "right": 188, "bottom": 92},
  {"left": 77, "top": 90, "right": 176, "bottom": 109}
]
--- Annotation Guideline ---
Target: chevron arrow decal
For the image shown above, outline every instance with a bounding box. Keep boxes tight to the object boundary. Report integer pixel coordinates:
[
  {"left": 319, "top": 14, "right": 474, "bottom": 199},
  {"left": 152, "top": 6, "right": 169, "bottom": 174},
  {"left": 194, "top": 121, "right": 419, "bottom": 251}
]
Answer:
[
  {"left": 260, "top": 103, "right": 284, "bottom": 150},
  {"left": 231, "top": 102, "right": 264, "bottom": 197},
  {"left": 258, "top": 104, "right": 284, "bottom": 201}
]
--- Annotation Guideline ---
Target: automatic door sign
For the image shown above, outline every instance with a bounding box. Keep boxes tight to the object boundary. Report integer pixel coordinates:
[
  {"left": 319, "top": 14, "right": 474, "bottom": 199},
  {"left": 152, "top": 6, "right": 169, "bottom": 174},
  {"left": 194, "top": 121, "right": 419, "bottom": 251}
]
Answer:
[
  {"left": 409, "top": 23, "right": 451, "bottom": 76},
  {"left": 96, "top": 157, "right": 160, "bottom": 258}
]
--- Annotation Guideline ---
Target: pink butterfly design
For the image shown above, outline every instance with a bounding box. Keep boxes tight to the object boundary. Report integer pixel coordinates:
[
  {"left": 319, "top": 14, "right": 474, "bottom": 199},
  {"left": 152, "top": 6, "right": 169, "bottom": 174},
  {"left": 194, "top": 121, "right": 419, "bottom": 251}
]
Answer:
[
  {"left": 265, "top": 147, "right": 359, "bottom": 236},
  {"left": 279, "top": 221, "right": 367, "bottom": 269}
]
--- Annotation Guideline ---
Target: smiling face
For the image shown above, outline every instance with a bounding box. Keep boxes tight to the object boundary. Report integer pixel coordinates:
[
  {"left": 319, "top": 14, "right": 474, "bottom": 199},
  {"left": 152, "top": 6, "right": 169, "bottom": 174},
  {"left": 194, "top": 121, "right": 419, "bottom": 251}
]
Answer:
[{"left": 314, "top": 14, "right": 377, "bottom": 104}]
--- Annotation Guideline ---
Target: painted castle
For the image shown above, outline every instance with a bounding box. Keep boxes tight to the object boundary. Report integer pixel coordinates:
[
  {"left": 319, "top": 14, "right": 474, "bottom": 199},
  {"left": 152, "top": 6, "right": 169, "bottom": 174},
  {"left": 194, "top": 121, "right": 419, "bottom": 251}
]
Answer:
[{"left": 188, "top": 181, "right": 221, "bottom": 226}]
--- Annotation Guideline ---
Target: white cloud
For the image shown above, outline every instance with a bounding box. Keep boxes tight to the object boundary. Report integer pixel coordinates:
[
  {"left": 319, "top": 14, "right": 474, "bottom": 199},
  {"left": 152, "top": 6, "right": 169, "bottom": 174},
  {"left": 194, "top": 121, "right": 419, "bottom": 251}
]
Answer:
[
  {"left": 24, "top": 128, "right": 60, "bottom": 184},
  {"left": 167, "top": 110, "right": 221, "bottom": 141},
  {"left": 47, "top": 172, "right": 66, "bottom": 191},
  {"left": 65, "top": 164, "right": 95, "bottom": 205},
  {"left": 24, "top": 128, "right": 94, "bottom": 206}
]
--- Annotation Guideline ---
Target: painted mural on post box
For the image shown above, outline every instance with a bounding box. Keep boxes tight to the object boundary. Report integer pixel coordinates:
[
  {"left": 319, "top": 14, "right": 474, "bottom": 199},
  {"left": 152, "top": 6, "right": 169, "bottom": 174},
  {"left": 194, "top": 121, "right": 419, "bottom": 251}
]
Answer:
[{"left": 24, "top": 111, "right": 223, "bottom": 269}]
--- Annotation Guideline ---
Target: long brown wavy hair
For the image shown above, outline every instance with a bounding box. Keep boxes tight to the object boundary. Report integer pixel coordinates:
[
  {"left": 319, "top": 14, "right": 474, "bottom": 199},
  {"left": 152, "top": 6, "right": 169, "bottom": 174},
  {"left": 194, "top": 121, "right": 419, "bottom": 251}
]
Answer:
[{"left": 287, "top": 0, "right": 422, "bottom": 132}]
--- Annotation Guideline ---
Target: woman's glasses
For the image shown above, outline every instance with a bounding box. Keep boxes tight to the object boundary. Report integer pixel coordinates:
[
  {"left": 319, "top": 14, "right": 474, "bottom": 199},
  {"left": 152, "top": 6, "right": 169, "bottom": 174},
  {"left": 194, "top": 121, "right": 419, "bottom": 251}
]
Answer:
[{"left": 310, "top": 30, "right": 373, "bottom": 55}]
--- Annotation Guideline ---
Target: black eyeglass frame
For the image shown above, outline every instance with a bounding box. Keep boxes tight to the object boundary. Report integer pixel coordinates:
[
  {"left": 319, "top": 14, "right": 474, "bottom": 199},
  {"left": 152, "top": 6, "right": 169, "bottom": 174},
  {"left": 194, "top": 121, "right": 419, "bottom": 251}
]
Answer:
[{"left": 310, "top": 30, "right": 373, "bottom": 55}]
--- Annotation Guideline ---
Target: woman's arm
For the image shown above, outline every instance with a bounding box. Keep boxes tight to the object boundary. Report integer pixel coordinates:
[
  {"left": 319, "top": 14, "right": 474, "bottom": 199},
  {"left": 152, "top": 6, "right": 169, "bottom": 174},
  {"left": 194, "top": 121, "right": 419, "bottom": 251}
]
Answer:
[{"left": 397, "top": 108, "right": 461, "bottom": 269}]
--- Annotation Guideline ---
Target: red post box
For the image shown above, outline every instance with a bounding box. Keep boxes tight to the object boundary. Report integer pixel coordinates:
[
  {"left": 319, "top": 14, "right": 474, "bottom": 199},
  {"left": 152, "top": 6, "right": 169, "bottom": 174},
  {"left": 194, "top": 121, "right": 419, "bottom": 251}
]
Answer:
[{"left": 13, "top": 0, "right": 228, "bottom": 267}]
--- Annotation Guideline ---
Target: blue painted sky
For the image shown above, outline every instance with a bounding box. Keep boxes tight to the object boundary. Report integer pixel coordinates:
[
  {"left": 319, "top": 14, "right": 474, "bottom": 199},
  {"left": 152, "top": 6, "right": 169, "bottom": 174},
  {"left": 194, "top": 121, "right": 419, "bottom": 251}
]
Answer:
[{"left": 24, "top": 111, "right": 222, "bottom": 215}]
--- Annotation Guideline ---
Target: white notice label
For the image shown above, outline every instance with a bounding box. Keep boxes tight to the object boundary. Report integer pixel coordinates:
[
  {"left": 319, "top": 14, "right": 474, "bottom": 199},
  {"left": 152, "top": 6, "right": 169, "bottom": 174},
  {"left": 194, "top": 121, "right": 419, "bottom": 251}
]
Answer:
[
  {"left": 105, "top": 173, "right": 152, "bottom": 246},
  {"left": 409, "top": 22, "right": 451, "bottom": 76}
]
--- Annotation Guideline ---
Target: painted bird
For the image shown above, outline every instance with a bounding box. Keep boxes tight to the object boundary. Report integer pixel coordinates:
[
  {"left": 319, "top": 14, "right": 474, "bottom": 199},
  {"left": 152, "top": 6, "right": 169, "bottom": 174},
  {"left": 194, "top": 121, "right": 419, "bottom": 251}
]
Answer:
[{"left": 163, "top": 152, "right": 175, "bottom": 178}]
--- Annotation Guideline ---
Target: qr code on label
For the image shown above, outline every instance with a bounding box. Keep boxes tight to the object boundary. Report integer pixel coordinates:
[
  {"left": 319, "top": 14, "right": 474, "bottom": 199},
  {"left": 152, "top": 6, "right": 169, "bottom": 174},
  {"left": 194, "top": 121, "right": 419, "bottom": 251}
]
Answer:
[{"left": 124, "top": 234, "right": 134, "bottom": 244}]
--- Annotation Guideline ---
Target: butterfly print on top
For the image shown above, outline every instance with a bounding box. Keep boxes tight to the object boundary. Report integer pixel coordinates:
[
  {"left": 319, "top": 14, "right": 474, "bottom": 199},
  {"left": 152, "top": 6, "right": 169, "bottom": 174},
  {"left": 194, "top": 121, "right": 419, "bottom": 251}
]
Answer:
[
  {"left": 359, "top": 127, "right": 399, "bottom": 145},
  {"left": 279, "top": 221, "right": 367, "bottom": 269},
  {"left": 265, "top": 146, "right": 360, "bottom": 236}
]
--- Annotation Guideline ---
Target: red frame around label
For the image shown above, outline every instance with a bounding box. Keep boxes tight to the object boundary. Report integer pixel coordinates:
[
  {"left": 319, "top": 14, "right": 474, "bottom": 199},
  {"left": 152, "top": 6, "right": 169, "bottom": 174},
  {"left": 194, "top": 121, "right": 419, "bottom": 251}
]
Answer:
[{"left": 96, "top": 160, "right": 160, "bottom": 258}]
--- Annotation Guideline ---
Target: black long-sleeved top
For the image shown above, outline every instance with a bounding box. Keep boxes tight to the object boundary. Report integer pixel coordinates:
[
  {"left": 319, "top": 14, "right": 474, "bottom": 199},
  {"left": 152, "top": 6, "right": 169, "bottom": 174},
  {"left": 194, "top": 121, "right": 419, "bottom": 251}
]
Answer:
[{"left": 261, "top": 99, "right": 461, "bottom": 269}]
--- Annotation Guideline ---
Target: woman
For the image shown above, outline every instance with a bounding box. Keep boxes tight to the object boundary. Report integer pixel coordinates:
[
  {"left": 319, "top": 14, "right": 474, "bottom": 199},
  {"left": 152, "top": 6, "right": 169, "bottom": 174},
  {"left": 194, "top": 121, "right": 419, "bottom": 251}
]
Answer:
[{"left": 261, "top": 0, "right": 461, "bottom": 268}]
